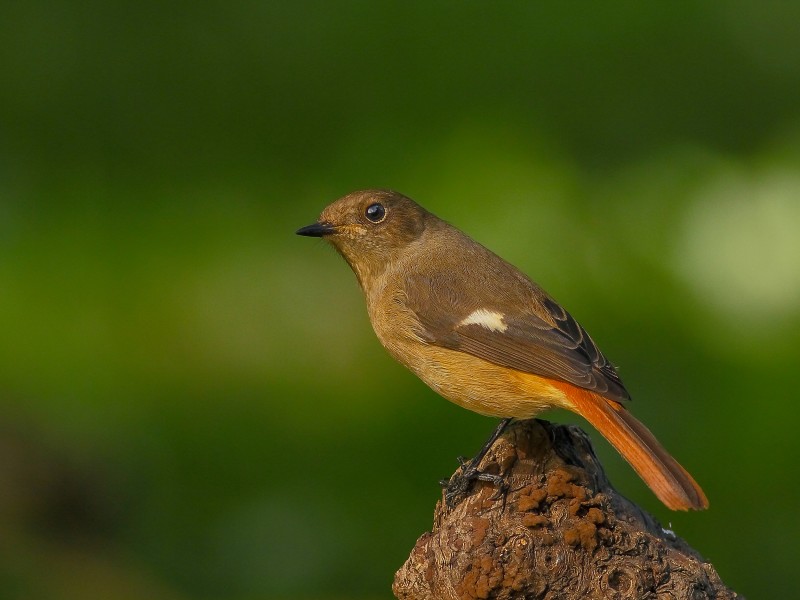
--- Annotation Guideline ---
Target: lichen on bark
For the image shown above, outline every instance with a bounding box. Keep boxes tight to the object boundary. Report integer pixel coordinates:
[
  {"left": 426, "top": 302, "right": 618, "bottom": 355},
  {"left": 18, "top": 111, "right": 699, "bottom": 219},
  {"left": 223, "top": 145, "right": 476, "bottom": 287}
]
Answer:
[{"left": 393, "top": 419, "right": 740, "bottom": 600}]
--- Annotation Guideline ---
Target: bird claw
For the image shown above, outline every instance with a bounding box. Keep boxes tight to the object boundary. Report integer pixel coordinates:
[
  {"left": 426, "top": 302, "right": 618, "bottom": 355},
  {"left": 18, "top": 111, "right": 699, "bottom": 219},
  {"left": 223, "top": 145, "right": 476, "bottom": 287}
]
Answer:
[
  {"left": 441, "top": 418, "right": 513, "bottom": 508},
  {"left": 487, "top": 479, "right": 509, "bottom": 502},
  {"left": 441, "top": 460, "right": 507, "bottom": 508}
]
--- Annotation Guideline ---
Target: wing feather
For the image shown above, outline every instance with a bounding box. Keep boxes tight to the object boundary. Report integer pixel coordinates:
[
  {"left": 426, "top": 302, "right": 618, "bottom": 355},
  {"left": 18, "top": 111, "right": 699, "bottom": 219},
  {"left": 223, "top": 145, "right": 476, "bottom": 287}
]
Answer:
[{"left": 407, "top": 271, "right": 630, "bottom": 403}]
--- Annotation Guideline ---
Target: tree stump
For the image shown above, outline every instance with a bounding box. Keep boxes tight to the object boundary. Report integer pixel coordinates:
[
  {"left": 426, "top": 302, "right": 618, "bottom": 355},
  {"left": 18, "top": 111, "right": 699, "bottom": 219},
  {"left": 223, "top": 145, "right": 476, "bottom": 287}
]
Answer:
[{"left": 393, "top": 419, "right": 739, "bottom": 600}]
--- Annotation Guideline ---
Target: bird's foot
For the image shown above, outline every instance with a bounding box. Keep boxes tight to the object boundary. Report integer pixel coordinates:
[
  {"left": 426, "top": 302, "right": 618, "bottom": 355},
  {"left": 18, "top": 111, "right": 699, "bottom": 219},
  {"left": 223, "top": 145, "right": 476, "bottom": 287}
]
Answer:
[
  {"left": 440, "top": 418, "right": 513, "bottom": 508},
  {"left": 439, "top": 457, "right": 508, "bottom": 508}
]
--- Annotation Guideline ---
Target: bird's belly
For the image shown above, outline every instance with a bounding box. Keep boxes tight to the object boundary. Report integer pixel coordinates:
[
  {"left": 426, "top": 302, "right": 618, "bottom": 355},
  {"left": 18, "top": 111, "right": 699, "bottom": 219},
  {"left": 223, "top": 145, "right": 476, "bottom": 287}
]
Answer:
[{"left": 389, "top": 340, "right": 571, "bottom": 418}]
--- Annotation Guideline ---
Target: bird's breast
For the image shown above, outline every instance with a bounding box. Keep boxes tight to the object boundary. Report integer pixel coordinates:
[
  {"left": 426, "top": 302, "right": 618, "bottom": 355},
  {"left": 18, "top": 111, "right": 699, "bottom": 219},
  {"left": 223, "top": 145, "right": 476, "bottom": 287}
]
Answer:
[{"left": 366, "top": 287, "right": 570, "bottom": 418}]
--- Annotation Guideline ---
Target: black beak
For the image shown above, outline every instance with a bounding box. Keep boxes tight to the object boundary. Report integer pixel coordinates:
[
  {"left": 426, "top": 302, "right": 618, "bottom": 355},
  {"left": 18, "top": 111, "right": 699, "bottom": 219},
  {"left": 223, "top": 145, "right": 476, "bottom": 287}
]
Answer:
[{"left": 295, "top": 221, "right": 336, "bottom": 237}]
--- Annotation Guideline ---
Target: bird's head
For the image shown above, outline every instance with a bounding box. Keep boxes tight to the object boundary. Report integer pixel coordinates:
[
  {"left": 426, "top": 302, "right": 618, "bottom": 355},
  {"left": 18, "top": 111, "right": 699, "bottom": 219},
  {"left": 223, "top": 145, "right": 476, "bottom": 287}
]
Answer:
[{"left": 297, "top": 189, "right": 432, "bottom": 286}]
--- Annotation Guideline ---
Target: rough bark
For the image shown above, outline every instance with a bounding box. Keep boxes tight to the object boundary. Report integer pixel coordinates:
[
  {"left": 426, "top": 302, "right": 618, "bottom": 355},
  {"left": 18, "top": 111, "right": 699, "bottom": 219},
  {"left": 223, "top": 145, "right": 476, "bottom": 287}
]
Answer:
[{"left": 393, "top": 419, "right": 739, "bottom": 600}]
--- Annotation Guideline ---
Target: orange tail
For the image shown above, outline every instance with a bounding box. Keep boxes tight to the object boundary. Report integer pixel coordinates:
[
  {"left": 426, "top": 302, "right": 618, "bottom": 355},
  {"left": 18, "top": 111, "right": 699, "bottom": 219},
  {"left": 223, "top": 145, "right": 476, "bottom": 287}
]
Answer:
[{"left": 557, "top": 384, "right": 708, "bottom": 511}]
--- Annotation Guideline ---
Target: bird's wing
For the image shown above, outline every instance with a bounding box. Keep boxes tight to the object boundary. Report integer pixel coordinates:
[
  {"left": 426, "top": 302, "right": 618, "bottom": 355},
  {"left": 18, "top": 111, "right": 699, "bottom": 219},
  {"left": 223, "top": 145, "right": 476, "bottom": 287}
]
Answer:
[{"left": 405, "top": 272, "right": 631, "bottom": 403}]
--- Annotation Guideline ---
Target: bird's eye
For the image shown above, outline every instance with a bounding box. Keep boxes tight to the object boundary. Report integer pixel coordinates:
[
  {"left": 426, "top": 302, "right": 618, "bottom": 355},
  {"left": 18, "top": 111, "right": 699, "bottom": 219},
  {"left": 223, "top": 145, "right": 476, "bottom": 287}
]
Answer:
[{"left": 365, "top": 202, "right": 386, "bottom": 223}]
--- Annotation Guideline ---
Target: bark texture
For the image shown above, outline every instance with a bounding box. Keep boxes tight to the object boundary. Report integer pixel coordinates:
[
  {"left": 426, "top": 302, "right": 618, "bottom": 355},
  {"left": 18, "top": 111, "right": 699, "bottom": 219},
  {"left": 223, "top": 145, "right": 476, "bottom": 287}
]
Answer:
[{"left": 393, "top": 419, "right": 739, "bottom": 600}]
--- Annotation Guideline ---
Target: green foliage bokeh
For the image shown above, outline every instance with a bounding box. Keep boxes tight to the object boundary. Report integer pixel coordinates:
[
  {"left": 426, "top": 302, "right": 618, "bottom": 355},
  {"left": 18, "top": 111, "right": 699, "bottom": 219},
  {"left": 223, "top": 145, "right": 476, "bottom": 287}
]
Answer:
[{"left": 1, "top": 2, "right": 799, "bottom": 598}]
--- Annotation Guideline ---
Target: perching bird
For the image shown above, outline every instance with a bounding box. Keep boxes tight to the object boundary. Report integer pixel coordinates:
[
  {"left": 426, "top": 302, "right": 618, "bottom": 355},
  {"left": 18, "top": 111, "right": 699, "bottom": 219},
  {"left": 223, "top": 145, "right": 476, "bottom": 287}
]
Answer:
[{"left": 297, "top": 189, "right": 708, "bottom": 511}]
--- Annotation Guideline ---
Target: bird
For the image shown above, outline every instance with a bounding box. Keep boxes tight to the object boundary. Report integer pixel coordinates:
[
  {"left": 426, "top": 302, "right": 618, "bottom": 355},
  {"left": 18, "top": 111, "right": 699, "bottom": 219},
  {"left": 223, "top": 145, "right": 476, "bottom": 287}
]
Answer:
[{"left": 296, "top": 189, "right": 708, "bottom": 511}]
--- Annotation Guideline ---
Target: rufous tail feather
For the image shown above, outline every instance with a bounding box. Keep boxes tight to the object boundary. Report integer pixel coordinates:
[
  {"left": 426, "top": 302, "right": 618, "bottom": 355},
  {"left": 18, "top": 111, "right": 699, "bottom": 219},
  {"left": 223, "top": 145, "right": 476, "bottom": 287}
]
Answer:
[{"left": 555, "top": 383, "right": 708, "bottom": 511}]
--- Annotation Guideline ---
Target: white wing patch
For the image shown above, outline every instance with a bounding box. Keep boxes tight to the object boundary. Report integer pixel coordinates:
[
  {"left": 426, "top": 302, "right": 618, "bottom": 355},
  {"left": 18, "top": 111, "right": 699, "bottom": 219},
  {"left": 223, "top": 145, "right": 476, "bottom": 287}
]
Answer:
[{"left": 459, "top": 308, "right": 508, "bottom": 333}]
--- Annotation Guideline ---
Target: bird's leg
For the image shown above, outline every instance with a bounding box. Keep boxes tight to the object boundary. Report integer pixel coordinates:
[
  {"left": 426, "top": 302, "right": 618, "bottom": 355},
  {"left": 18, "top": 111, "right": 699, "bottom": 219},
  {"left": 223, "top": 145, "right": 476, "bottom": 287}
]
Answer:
[
  {"left": 441, "top": 418, "right": 513, "bottom": 506},
  {"left": 460, "top": 417, "right": 513, "bottom": 478}
]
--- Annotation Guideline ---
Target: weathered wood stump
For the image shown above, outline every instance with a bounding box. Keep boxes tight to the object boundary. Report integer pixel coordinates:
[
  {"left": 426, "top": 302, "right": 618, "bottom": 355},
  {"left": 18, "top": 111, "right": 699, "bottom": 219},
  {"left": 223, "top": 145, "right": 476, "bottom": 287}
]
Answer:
[{"left": 393, "top": 419, "right": 739, "bottom": 600}]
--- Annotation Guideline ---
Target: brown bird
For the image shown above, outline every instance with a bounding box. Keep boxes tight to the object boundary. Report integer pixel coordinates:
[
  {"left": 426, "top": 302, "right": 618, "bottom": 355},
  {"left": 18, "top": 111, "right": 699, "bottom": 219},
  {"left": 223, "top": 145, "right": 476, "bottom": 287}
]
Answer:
[{"left": 297, "top": 189, "right": 708, "bottom": 511}]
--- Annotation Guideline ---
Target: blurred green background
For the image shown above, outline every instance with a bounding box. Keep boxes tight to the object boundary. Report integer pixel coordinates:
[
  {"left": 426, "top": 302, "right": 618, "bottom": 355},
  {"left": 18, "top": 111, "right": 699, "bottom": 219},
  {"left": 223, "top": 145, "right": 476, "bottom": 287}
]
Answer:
[{"left": 2, "top": 2, "right": 799, "bottom": 598}]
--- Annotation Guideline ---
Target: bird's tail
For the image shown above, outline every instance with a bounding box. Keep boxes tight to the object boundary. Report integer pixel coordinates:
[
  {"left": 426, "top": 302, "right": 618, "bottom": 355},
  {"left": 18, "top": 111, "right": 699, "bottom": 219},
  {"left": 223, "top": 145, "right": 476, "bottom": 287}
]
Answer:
[{"left": 558, "top": 384, "right": 708, "bottom": 511}]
